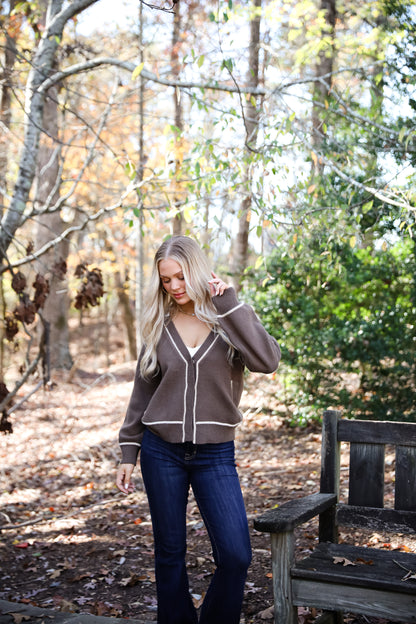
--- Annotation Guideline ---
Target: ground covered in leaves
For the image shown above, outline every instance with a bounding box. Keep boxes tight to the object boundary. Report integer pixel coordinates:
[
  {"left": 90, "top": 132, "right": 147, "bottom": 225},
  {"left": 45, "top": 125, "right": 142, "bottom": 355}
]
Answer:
[{"left": 0, "top": 353, "right": 415, "bottom": 623}]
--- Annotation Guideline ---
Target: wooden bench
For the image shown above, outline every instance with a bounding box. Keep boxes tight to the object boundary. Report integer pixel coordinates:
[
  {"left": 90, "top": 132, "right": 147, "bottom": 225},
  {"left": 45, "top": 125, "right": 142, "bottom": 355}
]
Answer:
[{"left": 254, "top": 410, "right": 416, "bottom": 624}]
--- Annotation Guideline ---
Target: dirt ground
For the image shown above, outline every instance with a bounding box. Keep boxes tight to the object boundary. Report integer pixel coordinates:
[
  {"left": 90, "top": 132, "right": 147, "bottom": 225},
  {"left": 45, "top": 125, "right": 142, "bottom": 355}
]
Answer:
[{"left": 0, "top": 333, "right": 415, "bottom": 623}]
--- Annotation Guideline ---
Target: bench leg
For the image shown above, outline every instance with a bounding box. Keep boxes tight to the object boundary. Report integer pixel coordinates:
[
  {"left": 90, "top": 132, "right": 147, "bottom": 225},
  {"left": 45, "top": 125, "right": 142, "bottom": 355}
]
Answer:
[{"left": 270, "top": 531, "right": 297, "bottom": 624}]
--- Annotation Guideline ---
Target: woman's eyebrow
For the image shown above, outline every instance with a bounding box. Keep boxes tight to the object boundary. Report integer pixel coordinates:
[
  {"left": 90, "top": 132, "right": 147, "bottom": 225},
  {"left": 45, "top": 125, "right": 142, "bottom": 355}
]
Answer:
[{"left": 159, "top": 271, "right": 184, "bottom": 278}]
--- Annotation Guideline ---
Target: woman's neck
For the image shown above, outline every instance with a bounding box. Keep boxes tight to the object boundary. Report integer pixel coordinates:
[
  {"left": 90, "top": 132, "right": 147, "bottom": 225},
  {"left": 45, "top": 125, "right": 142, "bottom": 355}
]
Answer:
[{"left": 177, "top": 303, "right": 196, "bottom": 317}]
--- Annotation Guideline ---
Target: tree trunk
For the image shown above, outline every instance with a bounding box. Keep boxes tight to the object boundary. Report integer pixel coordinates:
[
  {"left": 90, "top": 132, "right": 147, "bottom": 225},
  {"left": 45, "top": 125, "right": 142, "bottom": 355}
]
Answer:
[
  {"left": 0, "top": 0, "right": 100, "bottom": 263},
  {"left": 171, "top": 0, "right": 184, "bottom": 236},
  {"left": 0, "top": 0, "right": 17, "bottom": 217},
  {"left": 115, "top": 271, "right": 137, "bottom": 361},
  {"left": 232, "top": 0, "right": 261, "bottom": 291},
  {"left": 0, "top": 0, "right": 17, "bottom": 381},
  {"left": 135, "top": 0, "right": 145, "bottom": 355},
  {"left": 34, "top": 84, "right": 72, "bottom": 370},
  {"left": 33, "top": 0, "right": 72, "bottom": 370},
  {"left": 311, "top": 0, "right": 336, "bottom": 177}
]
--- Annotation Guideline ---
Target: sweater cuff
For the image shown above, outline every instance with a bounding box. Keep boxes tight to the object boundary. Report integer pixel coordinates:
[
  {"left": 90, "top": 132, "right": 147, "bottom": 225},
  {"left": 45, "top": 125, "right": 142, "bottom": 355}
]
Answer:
[
  {"left": 120, "top": 443, "right": 141, "bottom": 465},
  {"left": 213, "top": 287, "right": 242, "bottom": 316}
]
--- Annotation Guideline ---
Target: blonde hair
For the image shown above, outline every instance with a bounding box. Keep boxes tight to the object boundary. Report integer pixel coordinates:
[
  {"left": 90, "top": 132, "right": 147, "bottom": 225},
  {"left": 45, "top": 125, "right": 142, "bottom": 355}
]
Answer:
[{"left": 140, "top": 235, "right": 233, "bottom": 377}]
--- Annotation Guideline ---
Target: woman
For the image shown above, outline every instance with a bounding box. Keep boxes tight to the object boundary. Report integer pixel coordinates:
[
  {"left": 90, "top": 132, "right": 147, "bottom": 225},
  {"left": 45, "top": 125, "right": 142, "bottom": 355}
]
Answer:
[{"left": 116, "top": 235, "right": 280, "bottom": 624}]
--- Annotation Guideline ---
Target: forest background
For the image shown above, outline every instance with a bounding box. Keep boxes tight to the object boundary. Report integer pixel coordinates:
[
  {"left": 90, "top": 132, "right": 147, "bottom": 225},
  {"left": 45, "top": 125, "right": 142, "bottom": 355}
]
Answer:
[{"left": 1, "top": 0, "right": 416, "bottom": 430}]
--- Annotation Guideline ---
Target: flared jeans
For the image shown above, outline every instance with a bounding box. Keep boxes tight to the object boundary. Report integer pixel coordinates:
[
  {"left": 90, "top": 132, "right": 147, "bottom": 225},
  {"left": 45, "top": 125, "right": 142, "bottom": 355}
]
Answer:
[{"left": 140, "top": 428, "right": 252, "bottom": 624}]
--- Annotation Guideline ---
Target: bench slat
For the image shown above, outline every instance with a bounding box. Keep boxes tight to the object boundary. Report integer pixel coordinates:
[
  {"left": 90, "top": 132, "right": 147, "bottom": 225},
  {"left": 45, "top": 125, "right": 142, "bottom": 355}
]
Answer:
[
  {"left": 292, "top": 542, "right": 416, "bottom": 595},
  {"left": 396, "top": 446, "right": 416, "bottom": 511},
  {"left": 348, "top": 443, "right": 384, "bottom": 507},
  {"left": 338, "top": 419, "right": 416, "bottom": 446},
  {"left": 292, "top": 580, "right": 416, "bottom": 621},
  {"left": 336, "top": 503, "right": 416, "bottom": 533}
]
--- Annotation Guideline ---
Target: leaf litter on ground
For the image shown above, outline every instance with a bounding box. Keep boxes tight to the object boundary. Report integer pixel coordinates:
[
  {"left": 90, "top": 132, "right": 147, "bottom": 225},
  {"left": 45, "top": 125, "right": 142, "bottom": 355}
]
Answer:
[{"left": 1, "top": 363, "right": 415, "bottom": 623}]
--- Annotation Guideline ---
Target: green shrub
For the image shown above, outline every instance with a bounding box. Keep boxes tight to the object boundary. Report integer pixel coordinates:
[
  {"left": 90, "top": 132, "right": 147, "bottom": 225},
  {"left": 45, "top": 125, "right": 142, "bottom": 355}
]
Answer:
[{"left": 244, "top": 239, "right": 416, "bottom": 425}]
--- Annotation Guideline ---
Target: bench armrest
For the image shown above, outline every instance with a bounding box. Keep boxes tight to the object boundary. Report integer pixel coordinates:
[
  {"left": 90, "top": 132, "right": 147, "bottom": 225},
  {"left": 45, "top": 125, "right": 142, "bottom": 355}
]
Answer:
[{"left": 253, "top": 492, "right": 337, "bottom": 533}]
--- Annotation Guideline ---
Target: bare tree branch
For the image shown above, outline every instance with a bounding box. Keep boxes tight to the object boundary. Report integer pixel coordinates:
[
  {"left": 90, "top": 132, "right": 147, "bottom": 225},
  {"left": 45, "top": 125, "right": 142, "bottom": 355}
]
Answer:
[
  {"left": 37, "top": 56, "right": 268, "bottom": 96},
  {"left": 0, "top": 0, "right": 101, "bottom": 262},
  {"left": 322, "top": 156, "right": 414, "bottom": 211},
  {"left": 0, "top": 175, "right": 156, "bottom": 274}
]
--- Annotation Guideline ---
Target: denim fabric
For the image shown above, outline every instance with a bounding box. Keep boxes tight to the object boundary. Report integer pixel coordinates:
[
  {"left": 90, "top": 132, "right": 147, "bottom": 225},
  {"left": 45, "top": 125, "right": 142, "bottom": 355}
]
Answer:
[{"left": 140, "top": 428, "right": 252, "bottom": 624}]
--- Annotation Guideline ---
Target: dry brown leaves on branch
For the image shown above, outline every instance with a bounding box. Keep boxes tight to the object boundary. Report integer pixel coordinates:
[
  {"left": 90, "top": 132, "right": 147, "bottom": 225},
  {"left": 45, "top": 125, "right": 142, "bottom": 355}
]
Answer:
[{"left": 74, "top": 264, "right": 104, "bottom": 310}]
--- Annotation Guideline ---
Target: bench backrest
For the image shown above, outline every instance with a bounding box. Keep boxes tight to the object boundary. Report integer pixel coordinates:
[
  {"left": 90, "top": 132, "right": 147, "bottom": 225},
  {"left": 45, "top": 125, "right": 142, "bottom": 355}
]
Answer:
[{"left": 319, "top": 410, "right": 416, "bottom": 540}]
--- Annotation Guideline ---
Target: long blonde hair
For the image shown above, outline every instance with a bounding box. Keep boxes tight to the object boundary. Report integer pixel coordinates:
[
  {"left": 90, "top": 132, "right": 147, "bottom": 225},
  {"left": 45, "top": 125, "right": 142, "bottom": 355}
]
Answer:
[{"left": 140, "top": 235, "right": 232, "bottom": 377}]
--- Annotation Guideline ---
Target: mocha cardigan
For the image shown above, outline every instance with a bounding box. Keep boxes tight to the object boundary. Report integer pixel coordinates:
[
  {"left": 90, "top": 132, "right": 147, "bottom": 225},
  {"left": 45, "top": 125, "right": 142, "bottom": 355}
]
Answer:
[{"left": 119, "top": 288, "right": 281, "bottom": 464}]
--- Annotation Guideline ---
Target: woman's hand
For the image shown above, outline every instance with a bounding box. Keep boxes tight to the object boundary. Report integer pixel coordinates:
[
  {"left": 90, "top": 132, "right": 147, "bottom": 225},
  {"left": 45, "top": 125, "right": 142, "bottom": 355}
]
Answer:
[
  {"left": 209, "top": 272, "right": 229, "bottom": 297},
  {"left": 116, "top": 463, "right": 135, "bottom": 494}
]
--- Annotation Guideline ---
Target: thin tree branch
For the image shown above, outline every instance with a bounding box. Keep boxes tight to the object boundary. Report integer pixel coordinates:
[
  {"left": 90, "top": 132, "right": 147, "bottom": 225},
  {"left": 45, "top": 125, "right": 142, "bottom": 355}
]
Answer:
[
  {"left": 0, "top": 176, "right": 156, "bottom": 274},
  {"left": 37, "top": 56, "right": 268, "bottom": 96}
]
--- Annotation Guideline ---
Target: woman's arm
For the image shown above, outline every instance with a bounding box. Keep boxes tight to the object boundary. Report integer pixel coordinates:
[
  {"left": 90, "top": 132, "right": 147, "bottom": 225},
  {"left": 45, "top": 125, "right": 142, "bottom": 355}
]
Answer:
[
  {"left": 118, "top": 359, "right": 162, "bottom": 465},
  {"left": 212, "top": 285, "right": 281, "bottom": 373}
]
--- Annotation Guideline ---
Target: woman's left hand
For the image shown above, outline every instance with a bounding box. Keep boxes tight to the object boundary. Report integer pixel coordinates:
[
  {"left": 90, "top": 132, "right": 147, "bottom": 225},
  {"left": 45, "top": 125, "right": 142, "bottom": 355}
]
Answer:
[{"left": 209, "top": 272, "right": 229, "bottom": 297}]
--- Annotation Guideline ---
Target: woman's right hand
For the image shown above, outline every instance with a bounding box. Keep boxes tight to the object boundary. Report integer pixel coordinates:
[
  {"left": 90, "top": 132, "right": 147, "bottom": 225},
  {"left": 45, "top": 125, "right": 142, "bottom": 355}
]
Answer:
[{"left": 116, "top": 463, "right": 135, "bottom": 494}]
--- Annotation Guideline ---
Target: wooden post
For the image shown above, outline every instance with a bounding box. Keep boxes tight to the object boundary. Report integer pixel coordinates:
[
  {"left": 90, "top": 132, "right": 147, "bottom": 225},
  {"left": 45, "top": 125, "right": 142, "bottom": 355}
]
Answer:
[
  {"left": 319, "top": 410, "right": 341, "bottom": 543},
  {"left": 270, "top": 531, "right": 297, "bottom": 624}
]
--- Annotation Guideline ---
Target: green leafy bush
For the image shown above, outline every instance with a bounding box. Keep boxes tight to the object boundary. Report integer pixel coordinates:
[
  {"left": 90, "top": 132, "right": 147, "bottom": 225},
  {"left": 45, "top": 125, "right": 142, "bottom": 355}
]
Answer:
[{"left": 244, "top": 239, "right": 416, "bottom": 425}]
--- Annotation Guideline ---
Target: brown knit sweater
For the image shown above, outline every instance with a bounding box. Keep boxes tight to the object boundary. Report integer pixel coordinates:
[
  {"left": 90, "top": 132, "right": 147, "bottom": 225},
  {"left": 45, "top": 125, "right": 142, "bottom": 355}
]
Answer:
[{"left": 119, "top": 288, "right": 281, "bottom": 464}]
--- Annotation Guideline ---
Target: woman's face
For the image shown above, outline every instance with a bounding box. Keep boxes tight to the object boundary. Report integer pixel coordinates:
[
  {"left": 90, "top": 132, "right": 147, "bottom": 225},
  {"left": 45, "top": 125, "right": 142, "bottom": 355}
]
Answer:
[{"left": 159, "top": 258, "right": 192, "bottom": 306}]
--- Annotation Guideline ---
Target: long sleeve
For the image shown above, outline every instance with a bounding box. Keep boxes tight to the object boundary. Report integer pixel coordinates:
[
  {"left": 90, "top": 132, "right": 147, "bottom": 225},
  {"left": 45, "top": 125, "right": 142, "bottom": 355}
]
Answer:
[
  {"left": 119, "top": 358, "right": 161, "bottom": 464},
  {"left": 213, "top": 287, "right": 281, "bottom": 373}
]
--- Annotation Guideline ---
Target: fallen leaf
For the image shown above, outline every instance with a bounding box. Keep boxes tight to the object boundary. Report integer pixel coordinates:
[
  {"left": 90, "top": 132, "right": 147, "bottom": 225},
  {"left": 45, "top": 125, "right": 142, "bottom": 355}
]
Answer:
[
  {"left": 8, "top": 614, "right": 31, "bottom": 624},
  {"left": 396, "top": 544, "right": 412, "bottom": 552},
  {"left": 120, "top": 574, "right": 141, "bottom": 587},
  {"left": 257, "top": 605, "right": 274, "bottom": 620},
  {"left": 112, "top": 549, "right": 126, "bottom": 557},
  {"left": 191, "top": 593, "right": 204, "bottom": 608},
  {"left": 402, "top": 571, "right": 416, "bottom": 581},
  {"left": 333, "top": 557, "right": 356, "bottom": 566},
  {"left": 69, "top": 572, "right": 93, "bottom": 582}
]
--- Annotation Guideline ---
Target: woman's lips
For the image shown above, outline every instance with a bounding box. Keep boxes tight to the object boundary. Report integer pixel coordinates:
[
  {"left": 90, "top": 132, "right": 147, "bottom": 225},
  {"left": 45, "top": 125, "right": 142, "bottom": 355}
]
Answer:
[{"left": 173, "top": 293, "right": 185, "bottom": 299}]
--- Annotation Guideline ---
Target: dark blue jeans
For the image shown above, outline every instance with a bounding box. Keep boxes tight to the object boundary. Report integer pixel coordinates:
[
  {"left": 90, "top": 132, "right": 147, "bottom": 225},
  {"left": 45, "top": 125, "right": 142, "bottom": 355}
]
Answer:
[{"left": 140, "top": 429, "right": 252, "bottom": 624}]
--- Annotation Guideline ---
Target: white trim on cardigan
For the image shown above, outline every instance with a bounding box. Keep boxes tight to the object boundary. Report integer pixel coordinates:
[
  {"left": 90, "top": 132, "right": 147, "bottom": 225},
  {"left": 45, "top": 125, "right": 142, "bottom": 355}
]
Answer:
[
  {"left": 215, "top": 302, "right": 244, "bottom": 318},
  {"left": 165, "top": 326, "right": 189, "bottom": 441}
]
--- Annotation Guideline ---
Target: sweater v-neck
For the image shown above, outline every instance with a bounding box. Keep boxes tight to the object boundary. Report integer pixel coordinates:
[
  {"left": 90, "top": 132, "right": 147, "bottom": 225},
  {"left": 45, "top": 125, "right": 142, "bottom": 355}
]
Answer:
[{"left": 166, "top": 320, "right": 215, "bottom": 359}]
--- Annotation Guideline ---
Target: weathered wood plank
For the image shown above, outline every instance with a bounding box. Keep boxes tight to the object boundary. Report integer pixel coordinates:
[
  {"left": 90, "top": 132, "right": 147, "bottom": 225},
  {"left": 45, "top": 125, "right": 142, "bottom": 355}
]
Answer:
[
  {"left": 338, "top": 419, "right": 416, "bottom": 446},
  {"left": 336, "top": 503, "right": 416, "bottom": 534},
  {"left": 292, "top": 542, "right": 416, "bottom": 594},
  {"left": 319, "top": 411, "right": 340, "bottom": 543},
  {"left": 270, "top": 531, "right": 297, "bottom": 624},
  {"left": 292, "top": 580, "right": 416, "bottom": 621},
  {"left": 348, "top": 443, "right": 385, "bottom": 507},
  {"left": 396, "top": 446, "right": 416, "bottom": 511},
  {"left": 253, "top": 493, "right": 337, "bottom": 533},
  {"left": 320, "top": 410, "right": 341, "bottom": 494}
]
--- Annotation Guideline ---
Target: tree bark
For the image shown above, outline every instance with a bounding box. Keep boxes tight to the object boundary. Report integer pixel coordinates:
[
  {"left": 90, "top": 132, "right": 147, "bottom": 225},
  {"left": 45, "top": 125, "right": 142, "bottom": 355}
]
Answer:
[
  {"left": 34, "top": 84, "right": 73, "bottom": 369},
  {"left": 0, "top": 0, "right": 17, "bottom": 217},
  {"left": 171, "top": 0, "right": 184, "bottom": 236},
  {"left": 0, "top": 0, "right": 17, "bottom": 380},
  {"left": 232, "top": 0, "right": 261, "bottom": 291},
  {"left": 115, "top": 271, "right": 137, "bottom": 361},
  {"left": 311, "top": 0, "right": 336, "bottom": 177},
  {"left": 135, "top": 0, "right": 145, "bottom": 355},
  {"left": 33, "top": 0, "right": 72, "bottom": 370},
  {"left": 0, "top": 0, "right": 100, "bottom": 263}
]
